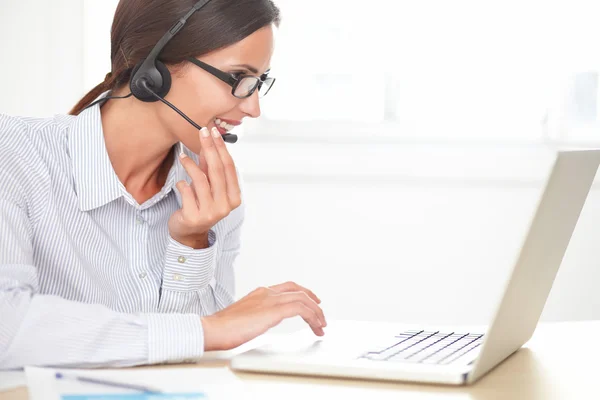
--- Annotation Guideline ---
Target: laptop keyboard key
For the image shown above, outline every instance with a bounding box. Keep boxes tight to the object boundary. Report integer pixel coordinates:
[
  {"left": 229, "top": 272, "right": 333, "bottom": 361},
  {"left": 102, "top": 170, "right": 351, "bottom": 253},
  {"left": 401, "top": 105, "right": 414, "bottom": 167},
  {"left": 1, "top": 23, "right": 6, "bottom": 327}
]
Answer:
[
  {"left": 440, "top": 342, "right": 483, "bottom": 365},
  {"left": 359, "top": 330, "right": 485, "bottom": 365}
]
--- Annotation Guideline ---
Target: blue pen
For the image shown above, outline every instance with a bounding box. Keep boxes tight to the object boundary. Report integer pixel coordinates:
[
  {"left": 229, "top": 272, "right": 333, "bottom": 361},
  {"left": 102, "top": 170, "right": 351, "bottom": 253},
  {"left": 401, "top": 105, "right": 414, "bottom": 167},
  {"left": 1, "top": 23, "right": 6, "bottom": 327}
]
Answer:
[{"left": 55, "top": 372, "right": 163, "bottom": 394}]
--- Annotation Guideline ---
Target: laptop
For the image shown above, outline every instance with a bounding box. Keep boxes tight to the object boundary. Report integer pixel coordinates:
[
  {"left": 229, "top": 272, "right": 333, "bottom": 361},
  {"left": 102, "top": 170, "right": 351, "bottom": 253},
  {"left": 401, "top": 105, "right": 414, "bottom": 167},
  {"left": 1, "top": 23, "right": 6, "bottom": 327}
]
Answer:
[{"left": 231, "top": 149, "right": 600, "bottom": 385}]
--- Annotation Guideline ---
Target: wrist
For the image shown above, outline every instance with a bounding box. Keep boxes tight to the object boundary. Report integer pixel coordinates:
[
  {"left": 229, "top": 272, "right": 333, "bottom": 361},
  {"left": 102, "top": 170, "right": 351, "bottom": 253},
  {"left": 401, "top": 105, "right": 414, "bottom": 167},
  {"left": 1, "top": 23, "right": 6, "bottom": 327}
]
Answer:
[
  {"left": 176, "top": 232, "right": 210, "bottom": 249},
  {"left": 200, "top": 315, "right": 218, "bottom": 351}
]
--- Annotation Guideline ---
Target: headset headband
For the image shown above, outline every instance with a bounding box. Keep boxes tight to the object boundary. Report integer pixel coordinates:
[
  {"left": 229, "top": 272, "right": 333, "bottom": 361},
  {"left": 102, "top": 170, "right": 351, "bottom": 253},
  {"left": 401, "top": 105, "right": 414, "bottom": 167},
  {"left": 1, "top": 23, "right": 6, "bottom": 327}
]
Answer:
[{"left": 145, "top": 0, "right": 211, "bottom": 65}]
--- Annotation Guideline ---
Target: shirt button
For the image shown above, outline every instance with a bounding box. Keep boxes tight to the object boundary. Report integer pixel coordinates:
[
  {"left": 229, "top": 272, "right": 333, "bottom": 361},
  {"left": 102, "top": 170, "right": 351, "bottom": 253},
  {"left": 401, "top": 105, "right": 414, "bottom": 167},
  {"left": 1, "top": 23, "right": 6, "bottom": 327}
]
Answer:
[
  {"left": 136, "top": 216, "right": 144, "bottom": 225},
  {"left": 173, "top": 274, "right": 183, "bottom": 281},
  {"left": 139, "top": 272, "right": 147, "bottom": 279},
  {"left": 177, "top": 256, "right": 186, "bottom": 263}
]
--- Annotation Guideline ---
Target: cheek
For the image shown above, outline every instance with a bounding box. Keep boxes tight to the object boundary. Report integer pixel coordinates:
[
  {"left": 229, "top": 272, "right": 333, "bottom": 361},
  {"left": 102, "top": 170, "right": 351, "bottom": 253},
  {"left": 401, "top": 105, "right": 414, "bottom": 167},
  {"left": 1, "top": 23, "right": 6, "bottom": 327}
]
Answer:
[
  {"left": 185, "top": 83, "right": 238, "bottom": 124},
  {"left": 191, "top": 97, "right": 237, "bottom": 128}
]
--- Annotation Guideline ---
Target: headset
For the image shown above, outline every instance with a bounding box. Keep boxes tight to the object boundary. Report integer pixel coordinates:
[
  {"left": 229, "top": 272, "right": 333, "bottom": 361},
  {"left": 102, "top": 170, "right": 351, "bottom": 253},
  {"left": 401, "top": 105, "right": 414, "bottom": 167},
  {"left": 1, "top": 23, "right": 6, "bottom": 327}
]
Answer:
[{"left": 86, "top": 0, "right": 238, "bottom": 143}]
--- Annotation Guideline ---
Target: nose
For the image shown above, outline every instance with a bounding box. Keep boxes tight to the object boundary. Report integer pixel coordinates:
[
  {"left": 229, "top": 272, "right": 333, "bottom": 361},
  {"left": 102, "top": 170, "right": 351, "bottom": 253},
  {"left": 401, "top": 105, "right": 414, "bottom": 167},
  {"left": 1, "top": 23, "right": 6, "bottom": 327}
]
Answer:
[{"left": 239, "top": 89, "right": 261, "bottom": 118}]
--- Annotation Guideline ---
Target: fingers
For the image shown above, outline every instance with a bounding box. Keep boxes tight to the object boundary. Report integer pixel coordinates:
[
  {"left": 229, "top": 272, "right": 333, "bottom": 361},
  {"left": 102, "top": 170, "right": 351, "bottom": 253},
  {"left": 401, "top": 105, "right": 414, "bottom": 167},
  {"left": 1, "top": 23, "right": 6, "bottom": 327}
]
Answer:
[
  {"left": 199, "top": 127, "right": 227, "bottom": 204},
  {"left": 198, "top": 149, "right": 208, "bottom": 178},
  {"left": 179, "top": 153, "right": 212, "bottom": 208},
  {"left": 176, "top": 181, "right": 199, "bottom": 220},
  {"left": 206, "top": 285, "right": 327, "bottom": 348},
  {"left": 179, "top": 126, "right": 240, "bottom": 221},
  {"left": 271, "top": 291, "right": 326, "bottom": 328},
  {"left": 211, "top": 128, "right": 242, "bottom": 209},
  {"left": 277, "top": 302, "right": 324, "bottom": 336},
  {"left": 269, "top": 281, "right": 322, "bottom": 304}
]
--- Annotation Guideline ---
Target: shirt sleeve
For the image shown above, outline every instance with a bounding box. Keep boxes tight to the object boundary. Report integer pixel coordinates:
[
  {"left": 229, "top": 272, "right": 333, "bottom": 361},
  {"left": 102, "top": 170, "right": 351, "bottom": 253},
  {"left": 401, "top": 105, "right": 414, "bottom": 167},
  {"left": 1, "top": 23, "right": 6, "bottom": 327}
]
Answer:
[
  {"left": 157, "top": 200, "right": 245, "bottom": 315},
  {"left": 0, "top": 170, "right": 205, "bottom": 370}
]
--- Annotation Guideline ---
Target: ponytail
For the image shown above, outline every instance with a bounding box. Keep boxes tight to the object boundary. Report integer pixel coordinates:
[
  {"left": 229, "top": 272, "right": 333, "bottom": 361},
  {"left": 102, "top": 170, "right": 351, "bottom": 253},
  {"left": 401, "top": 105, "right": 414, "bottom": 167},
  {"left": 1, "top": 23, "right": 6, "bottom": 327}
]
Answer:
[{"left": 69, "top": 69, "right": 132, "bottom": 115}]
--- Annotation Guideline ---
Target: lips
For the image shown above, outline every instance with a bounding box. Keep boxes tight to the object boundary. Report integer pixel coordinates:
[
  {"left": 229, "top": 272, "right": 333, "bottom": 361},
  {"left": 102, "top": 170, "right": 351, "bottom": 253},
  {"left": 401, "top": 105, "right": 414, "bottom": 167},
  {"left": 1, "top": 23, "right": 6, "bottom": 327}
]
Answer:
[{"left": 213, "top": 118, "right": 240, "bottom": 136}]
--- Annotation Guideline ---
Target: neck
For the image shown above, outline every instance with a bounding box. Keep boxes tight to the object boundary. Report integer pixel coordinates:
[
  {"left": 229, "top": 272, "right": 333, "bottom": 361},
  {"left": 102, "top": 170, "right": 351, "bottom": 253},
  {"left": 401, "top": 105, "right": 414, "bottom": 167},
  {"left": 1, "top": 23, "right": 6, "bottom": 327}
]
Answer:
[{"left": 99, "top": 89, "right": 177, "bottom": 204}]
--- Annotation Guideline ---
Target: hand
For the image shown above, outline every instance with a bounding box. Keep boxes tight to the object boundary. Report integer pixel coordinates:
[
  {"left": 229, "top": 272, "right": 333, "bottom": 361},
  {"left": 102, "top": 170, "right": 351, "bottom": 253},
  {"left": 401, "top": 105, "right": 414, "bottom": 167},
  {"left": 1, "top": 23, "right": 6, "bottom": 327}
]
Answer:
[
  {"left": 200, "top": 281, "right": 327, "bottom": 351},
  {"left": 169, "top": 127, "right": 241, "bottom": 248}
]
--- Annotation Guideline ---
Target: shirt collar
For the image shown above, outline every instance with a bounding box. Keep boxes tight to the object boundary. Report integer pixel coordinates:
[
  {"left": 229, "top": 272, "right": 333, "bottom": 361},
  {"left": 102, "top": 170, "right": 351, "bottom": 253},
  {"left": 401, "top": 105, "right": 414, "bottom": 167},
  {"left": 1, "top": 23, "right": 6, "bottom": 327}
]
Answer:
[
  {"left": 69, "top": 100, "right": 123, "bottom": 212},
  {"left": 68, "top": 94, "right": 193, "bottom": 212}
]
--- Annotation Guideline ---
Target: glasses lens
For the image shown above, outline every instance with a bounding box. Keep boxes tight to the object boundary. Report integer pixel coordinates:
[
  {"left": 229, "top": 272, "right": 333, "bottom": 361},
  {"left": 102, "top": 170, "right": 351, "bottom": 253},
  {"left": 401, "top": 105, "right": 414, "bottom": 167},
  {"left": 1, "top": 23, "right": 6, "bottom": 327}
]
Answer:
[
  {"left": 233, "top": 76, "right": 259, "bottom": 98},
  {"left": 258, "top": 77, "right": 275, "bottom": 98}
]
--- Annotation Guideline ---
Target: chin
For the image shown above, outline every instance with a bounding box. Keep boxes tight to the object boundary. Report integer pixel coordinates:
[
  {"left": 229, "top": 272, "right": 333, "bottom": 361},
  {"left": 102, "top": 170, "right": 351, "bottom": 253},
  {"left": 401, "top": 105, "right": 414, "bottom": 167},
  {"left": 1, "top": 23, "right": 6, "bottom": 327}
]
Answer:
[{"left": 179, "top": 120, "right": 213, "bottom": 155}]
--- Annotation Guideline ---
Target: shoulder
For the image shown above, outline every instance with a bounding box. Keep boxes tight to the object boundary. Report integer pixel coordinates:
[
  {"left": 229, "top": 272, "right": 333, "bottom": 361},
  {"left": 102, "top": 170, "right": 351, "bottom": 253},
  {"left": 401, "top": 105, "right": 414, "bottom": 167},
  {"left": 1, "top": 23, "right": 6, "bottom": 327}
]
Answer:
[
  {"left": 0, "top": 114, "right": 41, "bottom": 177},
  {"left": 0, "top": 113, "right": 31, "bottom": 148},
  {"left": 0, "top": 113, "right": 73, "bottom": 151},
  {"left": 0, "top": 113, "right": 72, "bottom": 219},
  {"left": 0, "top": 112, "right": 74, "bottom": 164}
]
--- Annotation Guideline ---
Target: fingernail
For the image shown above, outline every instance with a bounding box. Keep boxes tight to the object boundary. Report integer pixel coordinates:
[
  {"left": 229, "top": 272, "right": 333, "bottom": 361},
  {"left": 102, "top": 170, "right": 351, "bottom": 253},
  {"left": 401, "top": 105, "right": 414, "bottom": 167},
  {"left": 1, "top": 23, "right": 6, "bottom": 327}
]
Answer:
[
  {"left": 179, "top": 152, "right": 188, "bottom": 159},
  {"left": 200, "top": 127, "right": 210, "bottom": 138},
  {"left": 211, "top": 127, "right": 221, "bottom": 138}
]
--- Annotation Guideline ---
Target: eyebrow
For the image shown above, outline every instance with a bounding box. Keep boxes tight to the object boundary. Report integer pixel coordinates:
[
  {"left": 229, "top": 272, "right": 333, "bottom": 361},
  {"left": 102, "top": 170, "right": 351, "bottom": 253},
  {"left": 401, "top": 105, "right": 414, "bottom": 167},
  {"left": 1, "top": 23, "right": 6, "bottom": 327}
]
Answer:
[{"left": 230, "top": 64, "right": 259, "bottom": 74}]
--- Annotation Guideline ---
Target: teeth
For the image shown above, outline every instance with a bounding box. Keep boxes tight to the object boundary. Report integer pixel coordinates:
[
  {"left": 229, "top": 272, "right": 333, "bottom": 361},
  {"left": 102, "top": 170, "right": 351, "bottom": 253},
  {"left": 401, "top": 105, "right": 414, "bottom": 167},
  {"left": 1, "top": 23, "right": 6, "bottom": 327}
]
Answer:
[
  {"left": 215, "top": 118, "right": 236, "bottom": 132},
  {"left": 215, "top": 118, "right": 235, "bottom": 131}
]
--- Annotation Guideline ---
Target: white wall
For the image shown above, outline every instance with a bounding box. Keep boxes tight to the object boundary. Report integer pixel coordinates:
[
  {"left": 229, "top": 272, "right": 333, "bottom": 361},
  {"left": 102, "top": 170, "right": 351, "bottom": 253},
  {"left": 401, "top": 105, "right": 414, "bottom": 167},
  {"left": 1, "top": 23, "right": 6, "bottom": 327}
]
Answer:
[
  {"left": 230, "top": 142, "right": 600, "bottom": 326},
  {"left": 0, "top": 0, "right": 84, "bottom": 116},
  {"left": 1, "top": 0, "right": 599, "bottom": 329}
]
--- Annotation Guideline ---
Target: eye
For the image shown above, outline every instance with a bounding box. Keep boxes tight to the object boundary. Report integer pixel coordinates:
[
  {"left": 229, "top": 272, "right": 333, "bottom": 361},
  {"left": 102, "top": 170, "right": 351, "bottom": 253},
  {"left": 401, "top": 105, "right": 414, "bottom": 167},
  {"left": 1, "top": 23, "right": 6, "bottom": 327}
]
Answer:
[{"left": 229, "top": 71, "right": 246, "bottom": 80}]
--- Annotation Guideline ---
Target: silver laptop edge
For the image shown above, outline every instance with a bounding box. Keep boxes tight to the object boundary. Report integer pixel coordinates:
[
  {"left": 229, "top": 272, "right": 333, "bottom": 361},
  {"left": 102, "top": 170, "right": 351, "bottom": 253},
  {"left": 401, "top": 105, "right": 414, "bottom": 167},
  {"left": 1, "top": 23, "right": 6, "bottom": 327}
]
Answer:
[
  {"left": 467, "top": 149, "right": 600, "bottom": 383},
  {"left": 231, "top": 149, "right": 600, "bottom": 385}
]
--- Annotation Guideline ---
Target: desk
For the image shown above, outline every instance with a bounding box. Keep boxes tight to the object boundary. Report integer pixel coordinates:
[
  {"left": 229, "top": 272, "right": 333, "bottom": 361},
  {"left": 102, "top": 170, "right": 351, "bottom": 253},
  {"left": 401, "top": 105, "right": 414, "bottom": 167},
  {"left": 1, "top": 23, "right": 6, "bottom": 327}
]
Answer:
[{"left": 3, "top": 320, "right": 598, "bottom": 399}]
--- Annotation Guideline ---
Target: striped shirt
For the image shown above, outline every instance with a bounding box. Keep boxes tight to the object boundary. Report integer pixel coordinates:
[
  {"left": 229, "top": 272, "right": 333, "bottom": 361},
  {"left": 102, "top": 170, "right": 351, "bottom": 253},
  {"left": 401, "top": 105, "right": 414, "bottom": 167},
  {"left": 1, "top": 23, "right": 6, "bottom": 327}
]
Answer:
[{"left": 0, "top": 102, "right": 244, "bottom": 369}]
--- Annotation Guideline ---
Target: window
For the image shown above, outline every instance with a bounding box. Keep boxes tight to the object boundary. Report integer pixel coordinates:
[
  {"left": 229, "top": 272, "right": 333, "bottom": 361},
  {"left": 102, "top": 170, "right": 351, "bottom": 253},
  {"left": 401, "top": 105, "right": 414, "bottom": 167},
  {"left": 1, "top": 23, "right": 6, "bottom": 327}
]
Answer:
[
  {"left": 546, "top": 71, "right": 599, "bottom": 144},
  {"left": 251, "top": 1, "right": 600, "bottom": 144}
]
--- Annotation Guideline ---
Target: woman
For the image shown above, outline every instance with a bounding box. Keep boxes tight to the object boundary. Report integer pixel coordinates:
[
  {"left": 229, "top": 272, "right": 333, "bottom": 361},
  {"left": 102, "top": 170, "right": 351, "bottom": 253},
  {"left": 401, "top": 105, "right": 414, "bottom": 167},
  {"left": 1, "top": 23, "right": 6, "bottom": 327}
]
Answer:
[{"left": 0, "top": 0, "right": 325, "bottom": 369}]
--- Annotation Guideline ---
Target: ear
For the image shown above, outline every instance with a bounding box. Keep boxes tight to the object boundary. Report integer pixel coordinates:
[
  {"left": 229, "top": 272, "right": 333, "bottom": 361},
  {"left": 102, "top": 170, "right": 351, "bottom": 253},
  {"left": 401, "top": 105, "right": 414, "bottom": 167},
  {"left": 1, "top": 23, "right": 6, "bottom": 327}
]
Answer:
[{"left": 168, "top": 61, "right": 191, "bottom": 80}]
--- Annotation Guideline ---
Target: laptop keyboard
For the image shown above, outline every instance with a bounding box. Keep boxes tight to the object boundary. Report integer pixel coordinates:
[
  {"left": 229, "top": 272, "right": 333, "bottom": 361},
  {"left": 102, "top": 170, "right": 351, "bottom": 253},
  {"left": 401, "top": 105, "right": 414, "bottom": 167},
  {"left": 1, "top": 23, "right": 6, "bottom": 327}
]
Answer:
[{"left": 359, "top": 330, "right": 484, "bottom": 365}]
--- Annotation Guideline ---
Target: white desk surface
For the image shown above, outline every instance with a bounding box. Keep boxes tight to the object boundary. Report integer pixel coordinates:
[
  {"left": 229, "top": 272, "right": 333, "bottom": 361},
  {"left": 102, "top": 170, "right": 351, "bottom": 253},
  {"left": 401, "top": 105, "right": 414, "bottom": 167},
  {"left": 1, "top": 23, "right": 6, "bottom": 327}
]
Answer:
[{"left": 2, "top": 320, "right": 598, "bottom": 400}]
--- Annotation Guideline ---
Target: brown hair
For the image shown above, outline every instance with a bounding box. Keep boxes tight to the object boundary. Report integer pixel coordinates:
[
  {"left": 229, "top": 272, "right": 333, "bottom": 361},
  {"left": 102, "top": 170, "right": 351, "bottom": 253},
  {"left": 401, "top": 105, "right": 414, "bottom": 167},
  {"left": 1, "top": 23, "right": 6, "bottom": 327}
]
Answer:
[{"left": 69, "top": 0, "right": 281, "bottom": 115}]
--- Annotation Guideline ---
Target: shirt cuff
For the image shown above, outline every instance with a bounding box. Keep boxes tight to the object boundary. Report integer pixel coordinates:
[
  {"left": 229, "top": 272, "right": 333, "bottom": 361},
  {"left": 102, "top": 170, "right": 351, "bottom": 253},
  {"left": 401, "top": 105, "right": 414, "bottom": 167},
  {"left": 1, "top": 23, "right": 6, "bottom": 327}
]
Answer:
[
  {"left": 163, "top": 230, "right": 218, "bottom": 292},
  {"left": 146, "top": 313, "right": 205, "bottom": 364}
]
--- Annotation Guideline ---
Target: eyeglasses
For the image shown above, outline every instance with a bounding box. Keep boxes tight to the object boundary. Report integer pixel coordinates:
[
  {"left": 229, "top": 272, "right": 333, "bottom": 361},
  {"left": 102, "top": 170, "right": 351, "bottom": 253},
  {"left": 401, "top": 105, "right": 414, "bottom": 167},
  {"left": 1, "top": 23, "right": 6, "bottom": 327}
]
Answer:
[{"left": 186, "top": 57, "right": 276, "bottom": 99}]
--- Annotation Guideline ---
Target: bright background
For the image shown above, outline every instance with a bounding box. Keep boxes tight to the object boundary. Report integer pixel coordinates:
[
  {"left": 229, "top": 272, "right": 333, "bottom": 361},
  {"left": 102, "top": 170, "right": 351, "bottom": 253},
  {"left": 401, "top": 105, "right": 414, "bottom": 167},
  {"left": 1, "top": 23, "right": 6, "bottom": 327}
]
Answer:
[{"left": 1, "top": 0, "right": 599, "bottom": 326}]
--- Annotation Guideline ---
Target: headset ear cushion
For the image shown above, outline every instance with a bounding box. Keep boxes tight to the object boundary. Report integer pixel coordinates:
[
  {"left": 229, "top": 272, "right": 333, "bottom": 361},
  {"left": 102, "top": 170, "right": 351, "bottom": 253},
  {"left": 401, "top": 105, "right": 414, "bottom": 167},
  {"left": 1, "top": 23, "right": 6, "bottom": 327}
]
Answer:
[
  {"left": 154, "top": 60, "right": 172, "bottom": 98},
  {"left": 129, "top": 59, "right": 172, "bottom": 102}
]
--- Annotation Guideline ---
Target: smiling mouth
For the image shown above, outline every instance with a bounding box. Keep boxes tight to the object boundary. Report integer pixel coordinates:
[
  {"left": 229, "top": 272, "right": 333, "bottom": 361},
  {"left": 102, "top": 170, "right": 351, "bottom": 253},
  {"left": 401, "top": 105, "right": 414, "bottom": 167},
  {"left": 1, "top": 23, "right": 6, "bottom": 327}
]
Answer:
[{"left": 214, "top": 118, "right": 239, "bottom": 135}]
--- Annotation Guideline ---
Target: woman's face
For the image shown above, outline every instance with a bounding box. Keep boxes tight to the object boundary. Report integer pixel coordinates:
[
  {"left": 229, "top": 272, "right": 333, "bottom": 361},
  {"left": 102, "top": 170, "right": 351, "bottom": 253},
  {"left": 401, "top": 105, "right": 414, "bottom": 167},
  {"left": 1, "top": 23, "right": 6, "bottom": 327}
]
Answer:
[{"left": 160, "top": 24, "right": 275, "bottom": 154}]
